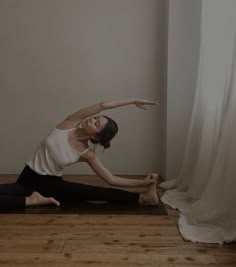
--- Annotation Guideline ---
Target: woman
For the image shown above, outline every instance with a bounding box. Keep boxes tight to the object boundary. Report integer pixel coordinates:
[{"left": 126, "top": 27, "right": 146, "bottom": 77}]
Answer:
[{"left": 0, "top": 98, "right": 160, "bottom": 210}]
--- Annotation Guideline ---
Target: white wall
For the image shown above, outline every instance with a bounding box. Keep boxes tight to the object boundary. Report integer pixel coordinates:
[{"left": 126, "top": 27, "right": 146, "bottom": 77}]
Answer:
[
  {"left": 165, "top": 0, "right": 202, "bottom": 179},
  {"left": 0, "top": 0, "right": 165, "bottom": 175}
]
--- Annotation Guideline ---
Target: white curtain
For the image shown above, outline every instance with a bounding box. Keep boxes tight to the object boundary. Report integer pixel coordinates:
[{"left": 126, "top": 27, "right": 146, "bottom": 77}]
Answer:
[{"left": 160, "top": 0, "right": 236, "bottom": 244}]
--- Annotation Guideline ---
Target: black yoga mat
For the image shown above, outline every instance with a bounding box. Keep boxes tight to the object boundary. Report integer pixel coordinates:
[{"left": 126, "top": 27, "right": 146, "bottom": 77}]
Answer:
[{"left": 1, "top": 200, "right": 167, "bottom": 215}]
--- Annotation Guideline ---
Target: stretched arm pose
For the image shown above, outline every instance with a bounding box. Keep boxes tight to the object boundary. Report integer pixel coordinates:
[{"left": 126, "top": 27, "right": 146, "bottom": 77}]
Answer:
[{"left": 57, "top": 98, "right": 159, "bottom": 189}]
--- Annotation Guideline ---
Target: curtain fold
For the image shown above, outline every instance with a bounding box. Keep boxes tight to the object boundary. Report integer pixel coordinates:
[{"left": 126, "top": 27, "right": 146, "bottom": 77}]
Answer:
[{"left": 160, "top": 0, "right": 236, "bottom": 244}]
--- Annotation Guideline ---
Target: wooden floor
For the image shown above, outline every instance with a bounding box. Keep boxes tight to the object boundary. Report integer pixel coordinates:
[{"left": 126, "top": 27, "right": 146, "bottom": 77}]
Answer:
[{"left": 0, "top": 174, "right": 236, "bottom": 267}]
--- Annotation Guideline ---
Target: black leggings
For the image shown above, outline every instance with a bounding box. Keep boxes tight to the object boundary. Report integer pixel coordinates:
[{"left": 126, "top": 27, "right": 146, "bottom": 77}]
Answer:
[{"left": 0, "top": 165, "right": 139, "bottom": 210}]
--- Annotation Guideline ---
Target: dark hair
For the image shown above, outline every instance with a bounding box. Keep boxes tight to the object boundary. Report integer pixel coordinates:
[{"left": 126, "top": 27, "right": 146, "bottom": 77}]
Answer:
[{"left": 90, "top": 116, "right": 118, "bottom": 149}]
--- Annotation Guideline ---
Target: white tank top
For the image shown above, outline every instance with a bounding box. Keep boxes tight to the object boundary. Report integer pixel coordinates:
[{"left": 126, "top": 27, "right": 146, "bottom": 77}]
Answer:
[{"left": 27, "top": 127, "right": 90, "bottom": 176}]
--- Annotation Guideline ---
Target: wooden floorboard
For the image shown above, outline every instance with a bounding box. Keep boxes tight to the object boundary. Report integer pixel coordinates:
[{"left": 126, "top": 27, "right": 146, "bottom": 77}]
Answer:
[{"left": 0, "top": 174, "right": 236, "bottom": 266}]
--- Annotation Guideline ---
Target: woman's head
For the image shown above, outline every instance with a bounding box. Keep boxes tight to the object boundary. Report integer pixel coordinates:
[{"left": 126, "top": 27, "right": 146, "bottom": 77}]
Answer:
[{"left": 82, "top": 115, "right": 118, "bottom": 149}]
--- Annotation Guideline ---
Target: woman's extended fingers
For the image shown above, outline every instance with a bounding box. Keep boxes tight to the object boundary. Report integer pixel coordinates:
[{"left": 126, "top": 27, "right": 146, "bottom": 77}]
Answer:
[
  {"left": 142, "top": 100, "right": 159, "bottom": 105},
  {"left": 137, "top": 99, "right": 158, "bottom": 104},
  {"left": 135, "top": 99, "right": 159, "bottom": 110},
  {"left": 135, "top": 103, "right": 148, "bottom": 110}
]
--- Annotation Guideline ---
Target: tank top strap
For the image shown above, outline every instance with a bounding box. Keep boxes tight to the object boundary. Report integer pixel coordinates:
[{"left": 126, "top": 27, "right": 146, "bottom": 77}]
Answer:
[{"left": 79, "top": 147, "right": 90, "bottom": 156}]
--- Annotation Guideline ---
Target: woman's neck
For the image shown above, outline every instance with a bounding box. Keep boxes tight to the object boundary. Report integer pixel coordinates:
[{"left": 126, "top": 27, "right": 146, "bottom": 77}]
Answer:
[{"left": 73, "top": 128, "right": 90, "bottom": 142}]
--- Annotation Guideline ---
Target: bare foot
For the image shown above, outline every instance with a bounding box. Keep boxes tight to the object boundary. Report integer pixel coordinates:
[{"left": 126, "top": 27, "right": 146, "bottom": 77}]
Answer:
[
  {"left": 139, "top": 174, "right": 160, "bottom": 206},
  {"left": 26, "top": 191, "right": 60, "bottom": 207}
]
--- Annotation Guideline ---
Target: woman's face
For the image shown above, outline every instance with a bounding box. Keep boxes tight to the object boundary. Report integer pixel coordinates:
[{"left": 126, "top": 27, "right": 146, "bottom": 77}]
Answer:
[{"left": 82, "top": 116, "right": 108, "bottom": 136}]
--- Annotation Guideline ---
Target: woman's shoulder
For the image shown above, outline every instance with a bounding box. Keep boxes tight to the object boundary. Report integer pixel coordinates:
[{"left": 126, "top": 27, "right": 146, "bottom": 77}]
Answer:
[{"left": 79, "top": 148, "right": 95, "bottom": 161}]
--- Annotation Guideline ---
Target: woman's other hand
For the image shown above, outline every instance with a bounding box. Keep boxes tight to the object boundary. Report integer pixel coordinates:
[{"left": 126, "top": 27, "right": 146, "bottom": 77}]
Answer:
[{"left": 144, "top": 173, "right": 158, "bottom": 185}]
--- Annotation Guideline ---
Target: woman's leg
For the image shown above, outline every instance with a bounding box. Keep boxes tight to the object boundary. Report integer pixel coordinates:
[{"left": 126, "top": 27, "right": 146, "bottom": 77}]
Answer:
[
  {"left": 0, "top": 166, "right": 61, "bottom": 210},
  {"left": 37, "top": 179, "right": 139, "bottom": 204},
  {"left": 35, "top": 174, "right": 159, "bottom": 206},
  {"left": 15, "top": 165, "right": 60, "bottom": 207}
]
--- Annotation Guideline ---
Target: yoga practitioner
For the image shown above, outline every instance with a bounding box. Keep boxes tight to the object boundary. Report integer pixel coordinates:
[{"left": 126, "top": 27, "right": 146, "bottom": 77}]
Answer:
[{"left": 0, "top": 98, "right": 160, "bottom": 210}]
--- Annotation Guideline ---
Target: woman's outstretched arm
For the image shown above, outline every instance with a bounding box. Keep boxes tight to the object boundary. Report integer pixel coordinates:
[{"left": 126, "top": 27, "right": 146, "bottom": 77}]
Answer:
[
  {"left": 57, "top": 98, "right": 158, "bottom": 129},
  {"left": 67, "top": 98, "right": 158, "bottom": 122},
  {"left": 83, "top": 152, "right": 156, "bottom": 188}
]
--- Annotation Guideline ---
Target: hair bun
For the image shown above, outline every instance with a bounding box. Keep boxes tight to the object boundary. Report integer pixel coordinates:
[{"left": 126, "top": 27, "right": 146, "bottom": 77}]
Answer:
[{"left": 102, "top": 141, "right": 110, "bottom": 149}]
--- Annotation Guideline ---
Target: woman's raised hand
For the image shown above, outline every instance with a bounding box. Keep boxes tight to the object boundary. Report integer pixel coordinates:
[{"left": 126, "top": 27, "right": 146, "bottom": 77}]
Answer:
[{"left": 134, "top": 99, "right": 159, "bottom": 110}]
